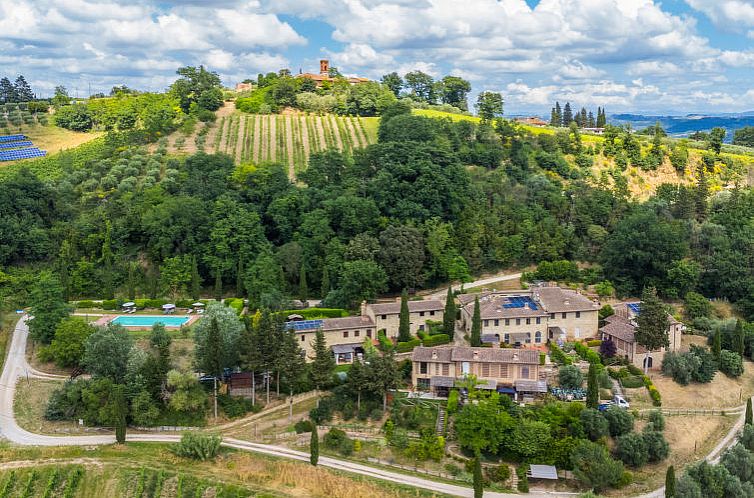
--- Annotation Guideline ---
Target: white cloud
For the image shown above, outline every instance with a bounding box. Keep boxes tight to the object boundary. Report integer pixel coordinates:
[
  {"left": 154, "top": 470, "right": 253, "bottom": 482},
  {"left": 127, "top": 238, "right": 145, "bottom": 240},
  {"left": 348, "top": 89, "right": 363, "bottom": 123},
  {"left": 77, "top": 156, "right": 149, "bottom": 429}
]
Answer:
[{"left": 686, "top": 0, "right": 754, "bottom": 30}]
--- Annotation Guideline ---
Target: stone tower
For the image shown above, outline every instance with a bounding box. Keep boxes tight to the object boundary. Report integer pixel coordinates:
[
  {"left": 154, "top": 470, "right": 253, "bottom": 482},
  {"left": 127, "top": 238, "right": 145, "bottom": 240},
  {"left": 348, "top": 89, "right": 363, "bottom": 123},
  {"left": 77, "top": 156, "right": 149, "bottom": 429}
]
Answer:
[{"left": 320, "top": 59, "right": 329, "bottom": 76}]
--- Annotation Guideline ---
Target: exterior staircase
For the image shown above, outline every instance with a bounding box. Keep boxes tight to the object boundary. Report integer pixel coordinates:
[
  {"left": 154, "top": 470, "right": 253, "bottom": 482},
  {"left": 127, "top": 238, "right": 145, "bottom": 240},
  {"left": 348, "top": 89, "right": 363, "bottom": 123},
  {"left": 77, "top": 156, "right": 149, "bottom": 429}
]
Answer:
[{"left": 436, "top": 405, "right": 446, "bottom": 434}]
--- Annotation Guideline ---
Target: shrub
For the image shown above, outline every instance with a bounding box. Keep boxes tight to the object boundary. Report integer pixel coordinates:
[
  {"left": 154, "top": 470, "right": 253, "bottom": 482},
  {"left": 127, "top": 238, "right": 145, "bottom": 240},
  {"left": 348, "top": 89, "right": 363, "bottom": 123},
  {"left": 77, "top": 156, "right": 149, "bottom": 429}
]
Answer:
[
  {"left": 134, "top": 299, "right": 149, "bottom": 309},
  {"left": 217, "top": 394, "right": 259, "bottom": 419},
  {"left": 76, "top": 300, "right": 95, "bottom": 309},
  {"left": 101, "top": 299, "right": 118, "bottom": 310},
  {"left": 323, "top": 428, "right": 353, "bottom": 456},
  {"left": 685, "top": 292, "right": 713, "bottom": 320},
  {"left": 516, "top": 464, "right": 529, "bottom": 493},
  {"left": 172, "top": 432, "right": 222, "bottom": 461},
  {"left": 616, "top": 432, "right": 648, "bottom": 467},
  {"left": 570, "top": 440, "right": 624, "bottom": 492},
  {"left": 489, "top": 464, "right": 511, "bottom": 484},
  {"left": 642, "top": 431, "right": 669, "bottom": 462},
  {"left": 295, "top": 419, "right": 314, "bottom": 434},
  {"left": 573, "top": 341, "right": 601, "bottom": 364},
  {"left": 646, "top": 410, "right": 665, "bottom": 432},
  {"left": 719, "top": 350, "right": 744, "bottom": 378},
  {"left": 603, "top": 406, "right": 633, "bottom": 437},
  {"left": 396, "top": 338, "right": 421, "bottom": 353},
  {"left": 580, "top": 408, "right": 609, "bottom": 441},
  {"left": 648, "top": 386, "right": 662, "bottom": 406},
  {"left": 587, "top": 340, "right": 602, "bottom": 347},
  {"left": 447, "top": 390, "right": 459, "bottom": 415},
  {"left": 558, "top": 365, "right": 584, "bottom": 389},
  {"left": 620, "top": 375, "right": 645, "bottom": 388},
  {"left": 549, "top": 342, "right": 572, "bottom": 365}
]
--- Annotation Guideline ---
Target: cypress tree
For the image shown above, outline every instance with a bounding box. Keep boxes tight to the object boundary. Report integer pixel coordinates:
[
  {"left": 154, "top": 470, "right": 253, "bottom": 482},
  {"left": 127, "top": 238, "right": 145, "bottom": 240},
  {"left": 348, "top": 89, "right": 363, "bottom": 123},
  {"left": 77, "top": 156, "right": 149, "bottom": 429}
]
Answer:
[
  {"left": 443, "top": 287, "right": 456, "bottom": 339},
  {"left": 113, "top": 384, "right": 127, "bottom": 444},
  {"left": 586, "top": 362, "right": 599, "bottom": 409},
  {"left": 101, "top": 220, "right": 114, "bottom": 300},
  {"left": 398, "top": 289, "right": 411, "bottom": 342},
  {"left": 554, "top": 101, "right": 562, "bottom": 126},
  {"left": 190, "top": 255, "right": 200, "bottom": 301},
  {"left": 299, "top": 263, "right": 308, "bottom": 303},
  {"left": 470, "top": 296, "right": 482, "bottom": 347},
  {"left": 310, "top": 423, "right": 319, "bottom": 466},
  {"left": 473, "top": 454, "right": 484, "bottom": 498},
  {"left": 665, "top": 465, "right": 675, "bottom": 498},
  {"left": 236, "top": 256, "right": 244, "bottom": 298},
  {"left": 735, "top": 319, "right": 746, "bottom": 358},
  {"left": 127, "top": 262, "right": 137, "bottom": 301},
  {"left": 550, "top": 107, "right": 559, "bottom": 127},
  {"left": 713, "top": 329, "right": 721, "bottom": 361},
  {"left": 214, "top": 269, "right": 222, "bottom": 301},
  {"left": 747, "top": 399, "right": 753, "bottom": 426}
]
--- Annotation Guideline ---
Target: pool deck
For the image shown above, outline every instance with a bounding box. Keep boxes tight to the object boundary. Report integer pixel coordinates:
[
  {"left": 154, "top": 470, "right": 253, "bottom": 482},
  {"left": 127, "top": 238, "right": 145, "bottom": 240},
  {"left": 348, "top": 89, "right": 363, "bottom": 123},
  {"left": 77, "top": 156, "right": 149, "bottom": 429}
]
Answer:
[{"left": 93, "top": 314, "right": 201, "bottom": 329}]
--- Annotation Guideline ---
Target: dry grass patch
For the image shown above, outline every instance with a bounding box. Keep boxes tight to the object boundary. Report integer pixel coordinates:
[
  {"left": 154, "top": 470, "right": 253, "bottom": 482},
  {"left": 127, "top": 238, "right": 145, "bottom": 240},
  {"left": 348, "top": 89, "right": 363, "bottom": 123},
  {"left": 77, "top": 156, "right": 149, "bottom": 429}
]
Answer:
[
  {"left": 608, "top": 414, "right": 736, "bottom": 496},
  {"left": 23, "top": 125, "right": 102, "bottom": 155},
  {"left": 13, "top": 378, "right": 100, "bottom": 435}
]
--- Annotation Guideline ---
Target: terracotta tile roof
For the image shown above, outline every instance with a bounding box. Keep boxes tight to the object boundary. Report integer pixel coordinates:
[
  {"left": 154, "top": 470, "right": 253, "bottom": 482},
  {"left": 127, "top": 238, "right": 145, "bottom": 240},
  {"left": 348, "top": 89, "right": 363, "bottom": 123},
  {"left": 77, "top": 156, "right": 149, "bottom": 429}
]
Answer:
[
  {"left": 536, "top": 287, "right": 599, "bottom": 313},
  {"left": 600, "top": 314, "right": 636, "bottom": 343},
  {"left": 322, "top": 316, "right": 374, "bottom": 331},
  {"left": 411, "top": 346, "right": 539, "bottom": 364},
  {"left": 412, "top": 346, "right": 453, "bottom": 362},
  {"left": 370, "top": 300, "right": 444, "bottom": 315}
]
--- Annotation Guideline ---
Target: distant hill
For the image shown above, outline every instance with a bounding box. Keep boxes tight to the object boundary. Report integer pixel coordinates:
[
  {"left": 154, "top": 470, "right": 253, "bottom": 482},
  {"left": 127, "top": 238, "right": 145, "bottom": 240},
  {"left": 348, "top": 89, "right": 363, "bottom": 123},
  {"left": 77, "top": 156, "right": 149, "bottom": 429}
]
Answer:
[{"left": 610, "top": 113, "right": 754, "bottom": 140}]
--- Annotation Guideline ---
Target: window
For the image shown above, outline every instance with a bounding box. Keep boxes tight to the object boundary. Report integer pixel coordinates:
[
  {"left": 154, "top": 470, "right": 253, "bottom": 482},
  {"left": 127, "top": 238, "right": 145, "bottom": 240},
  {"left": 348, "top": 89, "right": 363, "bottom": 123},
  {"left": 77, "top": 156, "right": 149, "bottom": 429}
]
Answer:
[
  {"left": 536, "top": 317, "right": 541, "bottom": 324},
  {"left": 430, "top": 311, "right": 435, "bottom": 316},
  {"left": 462, "top": 362, "right": 471, "bottom": 374},
  {"left": 418, "top": 378, "right": 430, "bottom": 389},
  {"left": 442, "top": 363, "right": 449, "bottom": 376},
  {"left": 381, "top": 314, "right": 387, "bottom": 320},
  {"left": 576, "top": 311, "right": 581, "bottom": 318},
  {"left": 435, "top": 363, "right": 440, "bottom": 374},
  {"left": 420, "top": 311, "right": 425, "bottom": 317},
  {"left": 504, "top": 334, "right": 510, "bottom": 344},
  {"left": 516, "top": 318, "right": 521, "bottom": 326},
  {"left": 526, "top": 318, "right": 531, "bottom": 325},
  {"left": 521, "top": 366, "right": 530, "bottom": 379},
  {"left": 535, "top": 331, "right": 542, "bottom": 343},
  {"left": 366, "top": 329, "right": 372, "bottom": 338},
  {"left": 505, "top": 319, "right": 510, "bottom": 326},
  {"left": 419, "top": 324, "right": 425, "bottom": 331},
  {"left": 355, "top": 330, "right": 360, "bottom": 337},
  {"left": 500, "top": 364, "right": 509, "bottom": 377},
  {"left": 301, "top": 335, "right": 306, "bottom": 342},
  {"left": 550, "top": 313, "right": 555, "bottom": 319},
  {"left": 562, "top": 312, "right": 567, "bottom": 319},
  {"left": 484, "top": 320, "right": 489, "bottom": 327},
  {"left": 494, "top": 319, "right": 499, "bottom": 327},
  {"left": 420, "top": 362, "right": 428, "bottom": 374},
  {"left": 525, "top": 332, "right": 531, "bottom": 343},
  {"left": 343, "top": 331, "right": 349, "bottom": 338},
  {"left": 481, "top": 363, "right": 490, "bottom": 377}
]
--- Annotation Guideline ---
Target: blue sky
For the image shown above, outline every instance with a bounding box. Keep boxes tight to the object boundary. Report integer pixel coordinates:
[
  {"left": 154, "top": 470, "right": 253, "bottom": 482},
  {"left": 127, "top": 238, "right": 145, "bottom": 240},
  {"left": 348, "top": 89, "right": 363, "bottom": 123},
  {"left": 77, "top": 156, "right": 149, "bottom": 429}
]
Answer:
[{"left": 2, "top": 0, "right": 754, "bottom": 114}]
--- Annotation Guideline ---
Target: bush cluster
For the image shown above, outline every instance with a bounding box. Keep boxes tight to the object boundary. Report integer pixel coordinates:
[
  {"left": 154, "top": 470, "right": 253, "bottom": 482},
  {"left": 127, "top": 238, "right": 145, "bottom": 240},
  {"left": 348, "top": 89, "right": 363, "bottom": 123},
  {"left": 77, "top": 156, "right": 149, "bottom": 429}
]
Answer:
[
  {"left": 172, "top": 432, "right": 222, "bottom": 461},
  {"left": 549, "top": 342, "right": 572, "bottom": 365}
]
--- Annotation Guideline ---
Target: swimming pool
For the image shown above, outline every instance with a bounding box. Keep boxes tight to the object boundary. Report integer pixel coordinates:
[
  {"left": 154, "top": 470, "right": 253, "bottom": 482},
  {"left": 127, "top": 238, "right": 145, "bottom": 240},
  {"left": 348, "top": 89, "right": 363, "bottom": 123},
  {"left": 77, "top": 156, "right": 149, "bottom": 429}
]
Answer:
[{"left": 111, "top": 315, "right": 191, "bottom": 328}]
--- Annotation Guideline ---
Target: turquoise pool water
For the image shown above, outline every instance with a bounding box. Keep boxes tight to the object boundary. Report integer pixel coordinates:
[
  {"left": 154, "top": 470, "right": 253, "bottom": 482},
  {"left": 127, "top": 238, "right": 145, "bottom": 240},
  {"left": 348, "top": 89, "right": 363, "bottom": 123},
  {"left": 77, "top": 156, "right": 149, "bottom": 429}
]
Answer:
[{"left": 111, "top": 315, "right": 190, "bottom": 327}]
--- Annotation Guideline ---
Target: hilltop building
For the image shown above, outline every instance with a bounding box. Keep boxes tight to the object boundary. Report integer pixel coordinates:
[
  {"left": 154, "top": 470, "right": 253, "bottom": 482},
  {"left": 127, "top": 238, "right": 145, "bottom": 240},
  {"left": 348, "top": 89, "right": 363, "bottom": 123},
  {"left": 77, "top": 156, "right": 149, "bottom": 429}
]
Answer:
[
  {"left": 514, "top": 117, "right": 548, "bottom": 127},
  {"left": 287, "top": 299, "right": 444, "bottom": 364},
  {"left": 599, "top": 302, "right": 683, "bottom": 370},
  {"left": 458, "top": 286, "right": 600, "bottom": 346},
  {"left": 296, "top": 59, "right": 370, "bottom": 86}
]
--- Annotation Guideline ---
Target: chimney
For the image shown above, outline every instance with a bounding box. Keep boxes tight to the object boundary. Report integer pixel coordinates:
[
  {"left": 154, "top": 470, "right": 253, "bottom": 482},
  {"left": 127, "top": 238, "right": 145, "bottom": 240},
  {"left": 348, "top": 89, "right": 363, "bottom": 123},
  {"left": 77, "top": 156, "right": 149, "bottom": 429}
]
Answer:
[
  {"left": 320, "top": 59, "right": 329, "bottom": 76},
  {"left": 431, "top": 350, "right": 438, "bottom": 360},
  {"left": 473, "top": 350, "right": 479, "bottom": 360},
  {"left": 360, "top": 300, "right": 367, "bottom": 317},
  {"left": 513, "top": 352, "right": 519, "bottom": 361}
]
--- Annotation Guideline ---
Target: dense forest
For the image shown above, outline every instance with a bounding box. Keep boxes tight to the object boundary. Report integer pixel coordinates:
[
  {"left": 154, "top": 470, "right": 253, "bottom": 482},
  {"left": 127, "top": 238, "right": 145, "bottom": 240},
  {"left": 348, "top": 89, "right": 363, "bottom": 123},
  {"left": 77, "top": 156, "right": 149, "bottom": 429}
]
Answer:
[{"left": 1, "top": 92, "right": 753, "bottom": 321}]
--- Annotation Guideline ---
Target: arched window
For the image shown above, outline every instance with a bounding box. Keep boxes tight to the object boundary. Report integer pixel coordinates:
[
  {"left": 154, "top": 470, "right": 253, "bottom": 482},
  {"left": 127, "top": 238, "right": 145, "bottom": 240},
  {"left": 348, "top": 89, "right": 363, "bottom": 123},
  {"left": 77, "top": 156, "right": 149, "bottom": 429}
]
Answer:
[
  {"left": 535, "top": 331, "right": 542, "bottom": 343},
  {"left": 525, "top": 332, "right": 531, "bottom": 344},
  {"left": 644, "top": 356, "right": 653, "bottom": 369}
]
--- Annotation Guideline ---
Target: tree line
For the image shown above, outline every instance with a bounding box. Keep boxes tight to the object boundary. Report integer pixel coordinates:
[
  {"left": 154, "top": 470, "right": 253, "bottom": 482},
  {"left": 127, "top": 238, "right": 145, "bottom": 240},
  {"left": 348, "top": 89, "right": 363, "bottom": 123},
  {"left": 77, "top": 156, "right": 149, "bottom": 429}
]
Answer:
[
  {"left": 550, "top": 101, "right": 607, "bottom": 128},
  {"left": 0, "top": 75, "right": 35, "bottom": 104}
]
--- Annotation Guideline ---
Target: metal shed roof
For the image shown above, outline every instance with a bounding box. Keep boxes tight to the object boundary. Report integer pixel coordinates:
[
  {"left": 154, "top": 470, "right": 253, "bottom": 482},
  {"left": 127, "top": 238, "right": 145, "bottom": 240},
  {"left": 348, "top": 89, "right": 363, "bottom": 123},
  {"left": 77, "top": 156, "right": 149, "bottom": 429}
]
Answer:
[{"left": 527, "top": 465, "right": 558, "bottom": 480}]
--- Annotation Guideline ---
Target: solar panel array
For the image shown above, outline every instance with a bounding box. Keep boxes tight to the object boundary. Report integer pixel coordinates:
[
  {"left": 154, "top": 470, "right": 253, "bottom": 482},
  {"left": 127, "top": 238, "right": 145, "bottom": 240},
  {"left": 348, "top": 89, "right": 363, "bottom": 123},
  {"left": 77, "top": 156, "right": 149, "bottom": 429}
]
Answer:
[
  {"left": 0, "top": 147, "right": 47, "bottom": 161},
  {"left": 0, "top": 141, "right": 32, "bottom": 150},
  {"left": 285, "top": 319, "right": 325, "bottom": 331},
  {"left": 502, "top": 296, "right": 538, "bottom": 310},
  {"left": 627, "top": 303, "right": 641, "bottom": 315},
  {"left": 0, "top": 134, "right": 26, "bottom": 143},
  {"left": 0, "top": 134, "right": 46, "bottom": 162}
]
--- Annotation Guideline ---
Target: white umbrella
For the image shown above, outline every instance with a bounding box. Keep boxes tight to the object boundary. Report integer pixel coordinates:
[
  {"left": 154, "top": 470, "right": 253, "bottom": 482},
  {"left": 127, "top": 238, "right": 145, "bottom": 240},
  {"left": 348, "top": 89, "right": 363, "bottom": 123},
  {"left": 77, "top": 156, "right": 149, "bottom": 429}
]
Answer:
[
  {"left": 162, "top": 303, "right": 176, "bottom": 309},
  {"left": 122, "top": 302, "right": 135, "bottom": 307},
  {"left": 192, "top": 302, "right": 205, "bottom": 307}
]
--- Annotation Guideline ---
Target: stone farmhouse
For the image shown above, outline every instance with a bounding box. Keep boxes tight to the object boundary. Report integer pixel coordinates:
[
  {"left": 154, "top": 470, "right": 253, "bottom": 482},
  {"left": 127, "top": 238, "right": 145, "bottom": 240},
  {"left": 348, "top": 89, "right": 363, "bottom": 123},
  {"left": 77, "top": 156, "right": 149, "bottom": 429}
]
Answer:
[
  {"left": 411, "top": 346, "right": 545, "bottom": 399},
  {"left": 288, "top": 299, "right": 444, "bottom": 364},
  {"left": 599, "top": 302, "right": 683, "bottom": 370},
  {"left": 296, "top": 60, "right": 370, "bottom": 87},
  {"left": 458, "top": 286, "right": 600, "bottom": 347}
]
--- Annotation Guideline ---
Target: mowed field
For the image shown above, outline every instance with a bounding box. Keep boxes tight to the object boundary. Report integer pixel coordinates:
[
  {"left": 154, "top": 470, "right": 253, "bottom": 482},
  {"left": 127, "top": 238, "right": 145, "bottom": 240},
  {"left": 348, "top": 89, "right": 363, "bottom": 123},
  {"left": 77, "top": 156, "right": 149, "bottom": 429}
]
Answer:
[{"left": 200, "top": 110, "right": 379, "bottom": 178}]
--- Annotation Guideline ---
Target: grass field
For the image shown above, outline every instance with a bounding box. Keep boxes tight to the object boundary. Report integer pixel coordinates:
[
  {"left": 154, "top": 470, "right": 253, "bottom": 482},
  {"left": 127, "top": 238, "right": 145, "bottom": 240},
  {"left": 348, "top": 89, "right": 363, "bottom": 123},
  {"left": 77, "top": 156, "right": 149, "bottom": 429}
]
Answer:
[
  {"left": 178, "top": 108, "right": 379, "bottom": 179},
  {"left": 0, "top": 125, "right": 102, "bottom": 166}
]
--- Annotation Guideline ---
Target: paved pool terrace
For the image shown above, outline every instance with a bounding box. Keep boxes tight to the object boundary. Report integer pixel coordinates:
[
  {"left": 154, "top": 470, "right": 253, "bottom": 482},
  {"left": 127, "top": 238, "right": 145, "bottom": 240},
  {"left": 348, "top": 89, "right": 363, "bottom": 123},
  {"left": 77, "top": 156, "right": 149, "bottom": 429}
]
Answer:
[{"left": 93, "top": 314, "right": 201, "bottom": 329}]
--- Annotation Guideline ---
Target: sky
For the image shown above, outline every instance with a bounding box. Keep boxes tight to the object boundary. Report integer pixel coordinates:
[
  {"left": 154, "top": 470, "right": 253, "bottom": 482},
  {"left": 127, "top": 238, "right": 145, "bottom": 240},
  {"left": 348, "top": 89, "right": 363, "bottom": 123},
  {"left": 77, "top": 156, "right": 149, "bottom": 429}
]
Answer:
[{"left": 2, "top": 0, "right": 754, "bottom": 115}]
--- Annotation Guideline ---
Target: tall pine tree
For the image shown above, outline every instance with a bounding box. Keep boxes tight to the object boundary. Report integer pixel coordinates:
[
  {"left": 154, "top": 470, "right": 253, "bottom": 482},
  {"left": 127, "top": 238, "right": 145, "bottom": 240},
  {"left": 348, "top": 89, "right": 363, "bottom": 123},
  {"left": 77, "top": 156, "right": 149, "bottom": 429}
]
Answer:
[
  {"left": 398, "top": 289, "right": 411, "bottom": 342},
  {"left": 14, "top": 75, "right": 34, "bottom": 102},
  {"left": 562, "top": 102, "right": 573, "bottom": 125},
  {"left": 310, "top": 329, "right": 335, "bottom": 390},
  {"left": 554, "top": 101, "right": 562, "bottom": 126},
  {"left": 470, "top": 296, "right": 482, "bottom": 347}
]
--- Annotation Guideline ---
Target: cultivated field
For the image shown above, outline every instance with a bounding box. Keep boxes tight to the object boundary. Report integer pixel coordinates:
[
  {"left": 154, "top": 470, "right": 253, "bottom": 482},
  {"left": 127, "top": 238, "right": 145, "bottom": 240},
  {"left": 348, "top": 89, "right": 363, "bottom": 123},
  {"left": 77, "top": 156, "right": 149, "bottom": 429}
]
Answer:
[{"left": 163, "top": 103, "right": 379, "bottom": 179}]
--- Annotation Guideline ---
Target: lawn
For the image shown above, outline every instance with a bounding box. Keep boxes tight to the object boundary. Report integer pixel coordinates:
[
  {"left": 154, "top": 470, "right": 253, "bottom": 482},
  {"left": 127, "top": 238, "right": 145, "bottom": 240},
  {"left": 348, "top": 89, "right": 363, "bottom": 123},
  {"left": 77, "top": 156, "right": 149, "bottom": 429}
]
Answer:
[{"left": 13, "top": 378, "right": 93, "bottom": 435}]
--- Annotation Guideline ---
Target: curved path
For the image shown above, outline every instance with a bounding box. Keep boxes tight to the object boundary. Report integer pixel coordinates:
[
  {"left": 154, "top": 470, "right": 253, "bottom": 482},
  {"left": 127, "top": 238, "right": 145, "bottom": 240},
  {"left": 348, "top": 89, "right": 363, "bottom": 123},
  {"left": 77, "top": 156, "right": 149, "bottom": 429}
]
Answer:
[
  {"left": 425, "top": 271, "right": 523, "bottom": 300},
  {"left": 0, "top": 317, "right": 748, "bottom": 497}
]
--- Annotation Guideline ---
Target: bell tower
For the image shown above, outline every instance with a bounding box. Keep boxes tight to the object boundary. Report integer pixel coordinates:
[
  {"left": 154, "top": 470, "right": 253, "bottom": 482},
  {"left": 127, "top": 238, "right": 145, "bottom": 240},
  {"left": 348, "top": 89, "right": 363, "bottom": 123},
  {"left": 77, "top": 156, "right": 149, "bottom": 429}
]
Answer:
[{"left": 319, "top": 59, "right": 329, "bottom": 76}]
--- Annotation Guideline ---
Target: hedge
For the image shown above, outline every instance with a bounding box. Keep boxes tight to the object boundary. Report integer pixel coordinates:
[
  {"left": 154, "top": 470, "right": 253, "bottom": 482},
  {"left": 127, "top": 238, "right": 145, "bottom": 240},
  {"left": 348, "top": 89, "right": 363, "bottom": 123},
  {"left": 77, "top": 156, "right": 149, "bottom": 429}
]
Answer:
[
  {"left": 396, "top": 338, "right": 422, "bottom": 353},
  {"left": 620, "top": 375, "right": 645, "bottom": 389},
  {"left": 277, "top": 308, "right": 349, "bottom": 319},
  {"left": 549, "top": 343, "right": 572, "bottom": 365},
  {"left": 587, "top": 339, "right": 602, "bottom": 347},
  {"left": 573, "top": 341, "right": 601, "bottom": 364},
  {"left": 76, "top": 300, "right": 96, "bottom": 309},
  {"left": 225, "top": 298, "right": 244, "bottom": 315},
  {"left": 422, "top": 334, "right": 450, "bottom": 347},
  {"left": 102, "top": 299, "right": 119, "bottom": 310}
]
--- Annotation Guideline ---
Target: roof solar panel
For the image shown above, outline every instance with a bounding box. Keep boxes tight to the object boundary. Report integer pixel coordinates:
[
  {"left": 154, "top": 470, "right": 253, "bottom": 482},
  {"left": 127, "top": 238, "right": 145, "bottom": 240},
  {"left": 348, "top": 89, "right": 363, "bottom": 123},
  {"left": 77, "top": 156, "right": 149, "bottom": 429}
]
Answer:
[
  {"left": 285, "top": 319, "right": 324, "bottom": 331},
  {"left": 628, "top": 303, "right": 641, "bottom": 315}
]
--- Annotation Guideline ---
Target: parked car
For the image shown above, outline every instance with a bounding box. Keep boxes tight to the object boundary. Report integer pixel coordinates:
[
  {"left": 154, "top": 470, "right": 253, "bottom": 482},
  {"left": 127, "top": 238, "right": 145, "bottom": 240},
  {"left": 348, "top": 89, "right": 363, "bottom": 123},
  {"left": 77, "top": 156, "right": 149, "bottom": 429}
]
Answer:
[{"left": 598, "top": 395, "right": 630, "bottom": 411}]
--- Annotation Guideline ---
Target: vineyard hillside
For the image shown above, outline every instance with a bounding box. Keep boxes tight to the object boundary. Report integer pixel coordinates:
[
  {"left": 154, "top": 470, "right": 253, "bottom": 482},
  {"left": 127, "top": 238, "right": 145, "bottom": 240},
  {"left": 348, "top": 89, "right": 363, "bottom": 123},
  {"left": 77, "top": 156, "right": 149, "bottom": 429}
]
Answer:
[{"left": 162, "top": 104, "right": 378, "bottom": 179}]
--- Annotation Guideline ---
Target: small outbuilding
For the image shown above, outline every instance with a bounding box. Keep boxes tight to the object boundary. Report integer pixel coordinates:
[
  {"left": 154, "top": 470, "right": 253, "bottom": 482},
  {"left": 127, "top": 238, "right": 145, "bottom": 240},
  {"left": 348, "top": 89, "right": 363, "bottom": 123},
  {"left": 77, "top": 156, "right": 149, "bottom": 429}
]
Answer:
[{"left": 527, "top": 464, "right": 558, "bottom": 481}]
